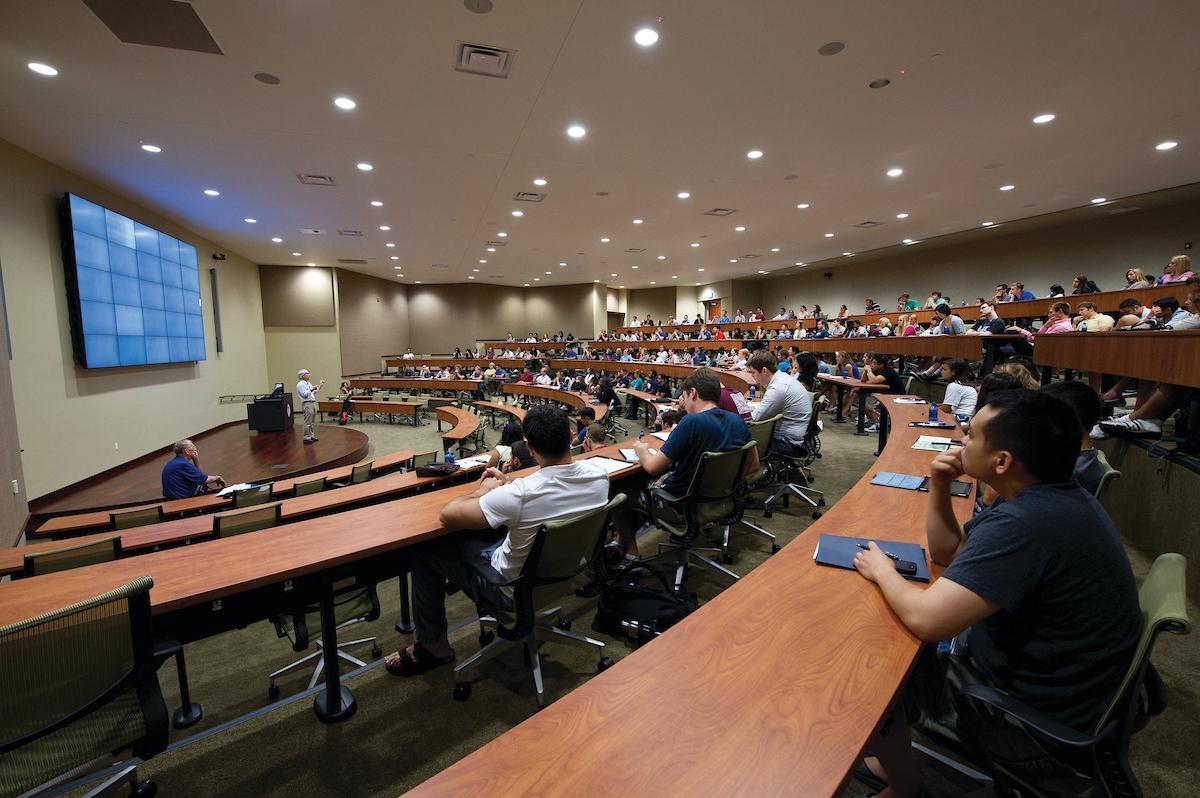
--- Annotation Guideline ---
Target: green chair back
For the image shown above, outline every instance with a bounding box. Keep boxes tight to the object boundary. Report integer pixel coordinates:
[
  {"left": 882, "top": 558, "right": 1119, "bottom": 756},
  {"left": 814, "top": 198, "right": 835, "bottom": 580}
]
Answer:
[
  {"left": 23, "top": 536, "right": 122, "bottom": 577},
  {"left": 293, "top": 476, "right": 327, "bottom": 496},
  {"left": 348, "top": 461, "right": 373, "bottom": 485},
  {"left": 0, "top": 576, "right": 168, "bottom": 797},
  {"left": 110, "top": 505, "right": 163, "bottom": 531},
  {"left": 525, "top": 494, "right": 626, "bottom": 609},
  {"left": 687, "top": 441, "right": 755, "bottom": 526},
  {"left": 1093, "top": 449, "right": 1122, "bottom": 500},
  {"left": 411, "top": 451, "right": 438, "bottom": 469},
  {"left": 272, "top": 575, "right": 381, "bottom": 651},
  {"left": 746, "top": 415, "right": 780, "bottom": 485},
  {"left": 213, "top": 503, "right": 281, "bottom": 538},
  {"left": 232, "top": 484, "right": 273, "bottom": 508}
]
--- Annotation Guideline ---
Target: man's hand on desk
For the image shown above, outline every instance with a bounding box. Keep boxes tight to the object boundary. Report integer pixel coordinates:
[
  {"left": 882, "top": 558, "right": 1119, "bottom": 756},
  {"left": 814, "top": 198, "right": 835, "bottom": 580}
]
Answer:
[
  {"left": 472, "top": 467, "right": 507, "bottom": 498},
  {"left": 852, "top": 542, "right": 895, "bottom": 584}
]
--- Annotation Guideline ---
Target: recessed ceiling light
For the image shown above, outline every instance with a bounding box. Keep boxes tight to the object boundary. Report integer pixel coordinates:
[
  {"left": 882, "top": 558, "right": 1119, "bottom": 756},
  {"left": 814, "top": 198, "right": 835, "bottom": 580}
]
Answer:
[
  {"left": 904, "top": 240, "right": 919, "bottom": 246},
  {"left": 796, "top": 203, "right": 810, "bottom": 209},
  {"left": 203, "top": 189, "right": 220, "bottom": 196},
  {"left": 843, "top": 252, "right": 854, "bottom": 257},
  {"left": 656, "top": 255, "right": 666, "bottom": 260},
  {"left": 770, "top": 247, "right": 780, "bottom": 252},
  {"left": 896, "top": 212, "right": 909, "bottom": 219},
  {"left": 566, "top": 124, "right": 587, "bottom": 139},
  {"left": 386, "top": 242, "right": 396, "bottom": 247},
  {"left": 394, "top": 265, "right": 402, "bottom": 269},
  {"left": 981, "top": 221, "right": 995, "bottom": 227},
  {"left": 473, "top": 268, "right": 480, "bottom": 272},
  {"left": 306, "top": 262, "right": 315, "bottom": 267},
  {"left": 534, "top": 278, "right": 540, "bottom": 281},
  {"left": 902, "top": 238, "right": 914, "bottom": 244},
  {"left": 558, "top": 261, "right": 567, "bottom": 266},
  {"left": 333, "top": 96, "right": 357, "bottom": 110},
  {"left": 1156, "top": 141, "right": 1178, "bottom": 151},
  {"left": 370, "top": 200, "right": 383, "bottom": 207},
  {"left": 485, "top": 247, "right": 496, "bottom": 253},
  {"left": 28, "top": 62, "right": 58, "bottom": 76},
  {"left": 734, "top": 225, "right": 746, "bottom": 232},
  {"left": 415, "top": 281, "right": 421, "bottom": 284},
  {"left": 746, "top": 149, "right": 764, "bottom": 160},
  {"left": 632, "top": 218, "right": 643, "bottom": 224},
  {"left": 292, "top": 251, "right": 302, "bottom": 256},
  {"left": 634, "top": 27, "right": 659, "bottom": 47},
  {"left": 379, "top": 225, "right": 391, "bottom": 231},
  {"left": 649, "top": 281, "right": 656, "bottom": 285},
  {"left": 497, "top": 231, "right": 508, "bottom": 237},
  {"left": 794, "top": 261, "right": 805, "bottom": 266},
  {"left": 356, "top": 162, "right": 373, "bottom": 171},
  {"left": 600, "top": 237, "right": 610, "bottom": 243},
  {"left": 610, "top": 273, "right": 617, "bottom": 277},
  {"left": 1090, "top": 197, "right": 1107, "bottom": 204},
  {"left": 671, "top": 275, "right": 678, "bottom": 279},
  {"left": 1000, "top": 185, "right": 1015, "bottom": 191},
  {"left": 593, "top": 279, "right": 600, "bottom": 283},
  {"left": 479, "top": 259, "right": 487, "bottom": 263},
  {"left": 729, "top": 259, "right": 737, "bottom": 263},
  {"left": 545, "top": 271, "right": 552, "bottom": 275},
  {"left": 631, "top": 265, "right": 639, "bottom": 270},
  {"left": 758, "top": 270, "right": 768, "bottom": 274},
  {"left": 690, "top": 242, "right": 700, "bottom": 248},
  {"left": 511, "top": 209, "right": 524, "bottom": 217},
  {"left": 531, "top": 177, "right": 548, "bottom": 187},
  {"left": 271, "top": 237, "right": 283, "bottom": 243},
  {"left": 677, "top": 191, "right": 690, "bottom": 199},
  {"left": 1032, "top": 113, "right": 1056, "bottom": 125},
  {"left": 468, "top": 275, "right": 475, "bottom": 279},
  {"left": 824, "top": 232, "right": 835, "bottom": 238},
  {"left": 391, "top": 256, "right": 400, "bottom": 260},
  {"left": 140, "top": 144, "right": 162, "bottom": 153},
  {"left": 886, "top": 167, "right": 904, "bottom": 177},
  {"left": 244, "top": 218, "right": 257, "bottom": 224},
  {"left": 619, "top": 285, "right": 625, "bottom": 289},
  {"left": 698, "top": 268, "right": 705, "bottom": 272}
]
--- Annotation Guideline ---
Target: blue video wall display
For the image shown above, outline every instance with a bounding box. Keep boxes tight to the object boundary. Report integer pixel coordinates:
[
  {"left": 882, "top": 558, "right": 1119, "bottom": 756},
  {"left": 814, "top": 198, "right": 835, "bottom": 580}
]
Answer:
[{"left": 61, "top": 194, "right": 206, "bottom": 368}]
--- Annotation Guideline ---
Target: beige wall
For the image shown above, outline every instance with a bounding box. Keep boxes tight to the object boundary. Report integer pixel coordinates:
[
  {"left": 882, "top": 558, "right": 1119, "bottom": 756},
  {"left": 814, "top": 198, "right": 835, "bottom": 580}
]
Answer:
[
  {"left": 260, "top": 264, "right": 336, "bottom": 326},
  {"left": 761, "top": 197, "right": 1200, "bottom": 313},
  {"left": 336, "top": 269, "right": 408, "bottom": 374},
  {"left": 0, "top": 137, "right": 268, "bottom": 500},
  {"left": 0, "top": 257, "right": 28, "bottom": 544},
  {"left": 627, "top": 286, "right": 676, "bottom": 323},
  {"left": 261, "top": 266, "right": 342, "bottom": 388}
]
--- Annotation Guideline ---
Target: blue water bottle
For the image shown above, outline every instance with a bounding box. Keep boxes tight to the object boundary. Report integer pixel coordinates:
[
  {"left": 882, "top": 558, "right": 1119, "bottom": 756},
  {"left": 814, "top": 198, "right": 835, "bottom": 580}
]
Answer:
[
  {"left": 749, "top": 384, "right": 756, "bottom": 401},
  {"left": 639, "top": 429, "right": 646, "bottom": 439},
  {"left": 445, "top": 448, "right": 456, "bottom": 465},
  {"left": 928, "top": 403, "right": 939, "bottom": 423}
]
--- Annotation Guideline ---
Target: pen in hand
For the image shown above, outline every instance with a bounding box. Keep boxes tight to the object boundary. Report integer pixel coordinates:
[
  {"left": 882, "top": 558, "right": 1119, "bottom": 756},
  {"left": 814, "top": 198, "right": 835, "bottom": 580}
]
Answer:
[{"left": 858, "top": 542, "right": 899, "bottom": 561}]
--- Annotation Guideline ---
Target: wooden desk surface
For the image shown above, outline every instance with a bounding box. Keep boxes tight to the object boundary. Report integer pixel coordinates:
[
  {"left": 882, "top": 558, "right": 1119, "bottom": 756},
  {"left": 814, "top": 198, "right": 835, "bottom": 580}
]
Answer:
[
  {"left": 473, "top": 401, "right": 526, "bottom": 422},
  {"left": 1032, "top": 330, "right": 1200, "bottom": 389},
  {"left": 548, "top": 359, "right": 755, "bottom": 393},
  {"left": 349, "top": 378, "right": 482, "bottom": 392},
  {"left": 384, "top": 358, "right": 526, "bottom": 369},
  {"left": 478, "top": 341, "right": 591, "bottom": 350},
  {"left": 409, "top": 398, "right": 973, "bottom": 798},
  {"left": 500, "top": 384, "right": 609, "bottom": 422},
  {"left": 0, "top": 445, "right": 641, "bottom": 625},
  {"left": 318, "top": 399, "right": 422, "bottom": 415},
  {"left": 435, "top": 406, "right": 482, "bottom": 442}
]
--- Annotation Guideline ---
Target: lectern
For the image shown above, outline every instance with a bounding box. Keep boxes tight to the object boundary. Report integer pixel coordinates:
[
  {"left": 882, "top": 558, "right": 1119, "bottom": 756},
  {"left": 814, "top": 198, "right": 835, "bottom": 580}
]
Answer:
[{"left": 247, "top": 393, "right": 294, "bottom": 432}]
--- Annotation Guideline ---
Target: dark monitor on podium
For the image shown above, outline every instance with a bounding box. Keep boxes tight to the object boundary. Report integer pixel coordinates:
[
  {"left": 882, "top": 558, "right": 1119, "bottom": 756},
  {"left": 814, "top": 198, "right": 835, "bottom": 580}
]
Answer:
[{"left": 272, "top": 383, "right": 284, "bottom": 396}]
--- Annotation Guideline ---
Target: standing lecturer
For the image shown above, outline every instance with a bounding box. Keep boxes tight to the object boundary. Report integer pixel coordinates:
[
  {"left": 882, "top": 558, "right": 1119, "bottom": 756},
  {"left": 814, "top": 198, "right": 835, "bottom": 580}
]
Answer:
[{"left": 296, "top": 368, "right": 326, "bottom": 443}]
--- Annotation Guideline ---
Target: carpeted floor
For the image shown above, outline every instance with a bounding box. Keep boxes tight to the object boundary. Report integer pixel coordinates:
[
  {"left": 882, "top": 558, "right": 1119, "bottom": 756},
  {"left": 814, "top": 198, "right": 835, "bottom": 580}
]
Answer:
[{"left": 71, "top": 405, "right": 1199, "bottom": 797}]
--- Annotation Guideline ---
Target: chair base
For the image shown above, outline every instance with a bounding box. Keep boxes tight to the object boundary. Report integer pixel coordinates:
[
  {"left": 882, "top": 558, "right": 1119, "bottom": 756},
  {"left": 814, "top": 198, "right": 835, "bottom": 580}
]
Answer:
[
  {"left": 763, "top": 482, "right": 825, "bottom": 519},
  {"left": 654, "top": 534, "right": 740, "bottom": 591},
  {"left": 267, "top": 633, "right": 381, "bottom": 699},
  {"left": 80, "top": 764, "right": 156, "bottom": 798},
  {"left": 453, "top": 606, "right": 606, "bottom": 707}
]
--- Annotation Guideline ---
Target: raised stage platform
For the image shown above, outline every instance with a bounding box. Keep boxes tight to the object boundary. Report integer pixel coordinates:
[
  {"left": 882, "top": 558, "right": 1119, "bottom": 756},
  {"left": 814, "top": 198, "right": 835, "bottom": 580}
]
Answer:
[{"left": 27, "top": 421, "right": 368, "bottom": 519}]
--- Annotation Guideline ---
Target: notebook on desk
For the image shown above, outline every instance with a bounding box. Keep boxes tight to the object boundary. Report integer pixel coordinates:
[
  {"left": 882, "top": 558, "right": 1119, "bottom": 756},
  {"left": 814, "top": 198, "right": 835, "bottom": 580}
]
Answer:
[
  {"left": 813, "top": 534, "right": 930, "bottom": 582},
  {"left": 871, "top": 471, "right": 971, "bottom": 497}
]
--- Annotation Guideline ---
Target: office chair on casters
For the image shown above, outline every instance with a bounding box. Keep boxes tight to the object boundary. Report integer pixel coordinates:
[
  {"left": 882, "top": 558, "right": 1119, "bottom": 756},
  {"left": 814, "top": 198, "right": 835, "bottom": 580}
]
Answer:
[
  {"left": 922, "top": 552, "right": 1190, "bottom": 798},
  {"left": 740, "top": 414, "right": 783, "bottom": 554},
  {"left": 647, "top": 441, "right": 756, "bottom": 591},
  {"left": 453, "top": 494, "right": 626, "bottom": 708},
  {"left": 231, "top": 484, "right": 274, "bottom": 508},
  {"left": 0, "top": 575, "right": 168, "bottom": 798},
  {"left": 267, "top": 574, "right": 382, "bottom": 700},
  {"left": 763, "top": 392, "right": 826, "bottom": 520},
  {"left": 604, "top": 399, "right": 628, "bottom": 441}
]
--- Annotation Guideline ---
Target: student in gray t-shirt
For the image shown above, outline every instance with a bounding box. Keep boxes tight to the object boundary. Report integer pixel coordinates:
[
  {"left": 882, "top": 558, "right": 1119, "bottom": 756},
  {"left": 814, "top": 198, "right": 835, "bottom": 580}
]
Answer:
[{"left": 851, "top": 391, "right": 1140, "bottom": 796}]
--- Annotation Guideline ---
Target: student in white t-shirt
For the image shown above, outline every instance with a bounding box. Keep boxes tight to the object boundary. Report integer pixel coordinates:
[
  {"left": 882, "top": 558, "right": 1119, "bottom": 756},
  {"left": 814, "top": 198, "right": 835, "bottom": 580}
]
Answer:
[
  {"left": 937, "top": 358, "right": 978, "bottom": 420},
  {"left": 385, "top": 405, "right": 612, "bottom": 676}
]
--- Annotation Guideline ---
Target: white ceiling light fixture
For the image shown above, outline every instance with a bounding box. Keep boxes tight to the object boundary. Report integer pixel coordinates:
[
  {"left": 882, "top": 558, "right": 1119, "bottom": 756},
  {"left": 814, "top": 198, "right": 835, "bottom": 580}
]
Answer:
[
  {"left": 728, "top": 259, "right": 737, "bottom": 263},
  {"left": 391, "top": 256, "right": 400, "bottom": 260},
  {"left": 379, "top": 225, "right": 390, "bottom": 231},
  {"left": 415, "top": 281, "right": 421, "bottom": 284},
  {"left": 566, "top": 124, "right": 587, "bottom": 139},
  {"left": 649, "top": 281, "right": 656, "bottom": 285},
  {"left": 394, "top": 265, "right": 402, "bottom": 269},
  {"left": 671, "top": 275, "right": 678, "bottom": 279},
  {"left": 690, "top": 242, "right": 700, "bottom": 248},
  {"left": 631, "top": 265, "right": 639, "bottom": 269},
  {"left": 479, "top": 259, "right": 487, "bottom": 263},
  {"left": 600, "top": 237, "right": 610, "bottom": 243},
  {"left": 794, "top": 261, "right": 805, "bottom": 266},
  {"left": 896, "top": 212, "right": 909, "bottom": 219},
  {"left": 677, "top": 191, "right": 690, "bottom": 199},
  {"left": 533, "top": 177, "right": 548, "bottom": 186},
  {"left": 1000, "top": 185, "right": 1015, "bottom": 191},
  {"left": 468, "top": 275, "right": 475, "bottom": 279},
  {"left": 271, "top": 237, "right": 283, "bottom": 243},
  {"left": 904, "top": 240, "right": 919, "bottom": 246},
  {"left": 244, "top": 218, "right": 257, "bottom": 224},
  {"left": 746, "top": 149, "right": 764, "bottom": 160},
  {"left": 545, "top": 271, "right": 552, "bottom": 274},
  {"left": 981, "top": 221, "right": 995, "bottom": 227},
  {"left": 1033, "top": 113, "right": 1056, "bottom": 125},
  {"left": 902, "top": 238, "right": 914, "bottom": 244},
  {"left": 306, "top": 262, "right": 315, "bottom": 267},
  {"left": 656, "top": 255, "right": 666, "bottom": 260},
  {"left": 1156, "top": 141, "right": 1178, "bottom": 151},
  {"left": 1090, "top": 197, "right": 1107, "bottom": 204},
  {"left": 486, "top": 247, "right": 496, "bottom": 252},
  {"left": 758, "top": 270, "right": 768, "bottom": 274},
  {"left": 292, "top": 251, "right": 302, "bottom": 256},
  {"left": 558, "top": 261, "right": 567, "bottom": 266},
  {"left": 497, "top": 231, "right": 508, "bottom": 237},
  {"left": 333, "top": 96, "right": 357, "bottom": 110},
  {"left": 796, "top": 203, "right": 810, "bottom": 209},
  {"left": 886, "top": 167, "right": 904, "bottom": 177},
  {"left": 770, "top": 247, "right": 780, "bottom": 252},
  {"left": 511, "top": 209, "right": 524, "bottom": 217},
  {"left": 140, "top": 144, "right": 162, "bottom": 153},
  {"left": 824, "top": 232, "right": 835, "bottom": 238},
  {"left": 370, "top": 200, "right": 383, "bottom": 207},
  {"left": 356, "top": 162, "right": 374, "bottom": 171},
  {"left": 203, "top": 189, "right": 220, "bottom": 196},
  {"left": 473, "top": 268, "right": 480, "bottom": 272},
  {"left": 734, "top": 225, "right": 746, "bottom": 232},
  {"left": 698, "top": 268, "right": 705, "bottom": 272},
  {"left": 610, "top": 273, "right": 617, "bottom": 277},
  {"left": 634, "top": 27, "right": 659, "bottom": 47},
  {"left": 28, "top": 62, "right": 58, "bottom": 76},
  {"left": 534, "top": 278, "right": 540, "bottom": 281},
  {"left": 386, "top": 242, "right": 396, "bottom": 247},
  {"left": 632, "top": 218, "right": 643, "bottom": 224},
  {"left": 843, "top": 252, "right": 854, "bottom": 257}
]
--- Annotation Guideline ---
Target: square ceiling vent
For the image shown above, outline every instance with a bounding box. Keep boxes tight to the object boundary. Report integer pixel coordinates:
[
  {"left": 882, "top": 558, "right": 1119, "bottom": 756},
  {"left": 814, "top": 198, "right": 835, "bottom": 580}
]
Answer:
[
  {"left": 513, "top": 191, "right": 545, "bottom": 202},
  {"left": 853, "top": 220, "right": 883, "bottom": 228},
  {"left": 704, "top": 208, "right": 737, "bottom": 216},
  {"left": 455, "top": 42, "right": 515, "bottom": 78},
  {"left": 338, "top": 229, "right": 363, "bottom": 237},
  {"left": 337, "top": 258, "right": 368, "bottom": 265},
  {"left": 297, "top": 174, "right": 336, "bottom": 186}
]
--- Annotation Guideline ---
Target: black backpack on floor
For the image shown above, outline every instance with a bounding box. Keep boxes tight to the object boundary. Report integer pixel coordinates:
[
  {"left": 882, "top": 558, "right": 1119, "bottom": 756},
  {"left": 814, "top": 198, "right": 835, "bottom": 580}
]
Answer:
[{"left": 592, "top": 563, "right": 698, "bottom": 646}]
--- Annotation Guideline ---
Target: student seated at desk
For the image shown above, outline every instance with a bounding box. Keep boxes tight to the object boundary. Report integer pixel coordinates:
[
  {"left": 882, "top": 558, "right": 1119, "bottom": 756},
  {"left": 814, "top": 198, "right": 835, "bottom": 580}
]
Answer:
[
  {"left": 486, "top": 422, "right": 526, "bottom": 473},
  {"left": 747, "top": 350, "right": 812, "bottom": 457},
  {"left": 937, "top": 359, "right": 977, "bottom": 421},
  {"left": 850, "top": 353, "right": 905, "bottom": 432},
  {"left": 573, "top": 406, "right": 596, "bottom": 445},
  {"left": 161, "top": 439, "right": 225, "bottom": 498},
  {"left": 582, "top": 422, "right": 608, "bottom": 452},
  {"left": 853, "top": 391, "right": 1141, "bottom": 798},
  {"left": 385, "top": 405, "right": 611, "bottom": 676}
]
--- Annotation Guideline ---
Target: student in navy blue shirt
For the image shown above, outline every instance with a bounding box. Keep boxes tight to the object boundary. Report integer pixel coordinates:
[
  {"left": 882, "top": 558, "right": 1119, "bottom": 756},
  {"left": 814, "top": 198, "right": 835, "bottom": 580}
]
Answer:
[
  {"left": 613, "top": 368, "right": 756, "bottom": 557},
  {"left": 161, "top": 439, "right": 225, "bottom": 499}
]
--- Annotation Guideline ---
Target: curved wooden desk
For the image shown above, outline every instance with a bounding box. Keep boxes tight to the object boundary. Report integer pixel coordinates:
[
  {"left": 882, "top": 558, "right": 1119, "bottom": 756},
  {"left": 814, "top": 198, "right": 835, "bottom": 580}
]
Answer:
[
  {"left": 473, "top": 401, "right": 526, "bottom": 428},
  {"left": 317, "top": 399, "right": 423, "bottom": 425},
  {"left": 408, "top": 398, "right": 974, "bottom": 798},
  {"left": 500, "top": 384, "right": 609, "bottom": 422},
  {"left": 384, "top": 357, "right": 526, "bottom": 370},
  {"left": 548, "top": 359, "right": 755, "bottom": 393},
  {"left": 350, "top": 377, "right": 483, "bottom": 393},
  {"left": 1032, "top": 330, "right": 1200, "bottom": 389},
  {"left": 435, "top": 406, "right": 483, "bottom": 453}
]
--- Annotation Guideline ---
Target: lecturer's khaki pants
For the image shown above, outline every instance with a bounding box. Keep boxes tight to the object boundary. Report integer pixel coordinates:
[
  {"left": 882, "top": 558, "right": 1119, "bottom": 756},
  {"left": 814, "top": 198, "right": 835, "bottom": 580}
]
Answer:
[{"left": 303, "top": 401, "right": 316, "bottom": 439}]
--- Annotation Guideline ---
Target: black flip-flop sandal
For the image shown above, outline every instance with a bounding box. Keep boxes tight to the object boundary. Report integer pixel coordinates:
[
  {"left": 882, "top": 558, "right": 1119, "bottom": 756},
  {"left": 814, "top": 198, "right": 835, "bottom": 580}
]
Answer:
[{"left": 385, "top": 642, "right": 454, "bottom": 677}]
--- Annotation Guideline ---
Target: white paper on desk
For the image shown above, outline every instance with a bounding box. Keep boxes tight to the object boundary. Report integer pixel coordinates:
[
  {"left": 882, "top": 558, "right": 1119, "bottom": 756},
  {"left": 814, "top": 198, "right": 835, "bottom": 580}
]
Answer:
[
  {"left": 894, "top": 397, "right": 926, "bottom": 404},
  {"left": 651, "top": 431, "right": 670, "bottom": 441},
  {"left": 618, "top": 448, "right": 639, "bottom": 462},
  {"left": 454, "top": 456, "right": 491, "bottom": 469},
  {"left": 912, "top": 435, "right": 961, "bottom": 452},
  {"left": 592, "top": 456, "right": 636, "bottom": 474},
  {"left": 217, "top": 483, "right": 253, "bottom": 496}
]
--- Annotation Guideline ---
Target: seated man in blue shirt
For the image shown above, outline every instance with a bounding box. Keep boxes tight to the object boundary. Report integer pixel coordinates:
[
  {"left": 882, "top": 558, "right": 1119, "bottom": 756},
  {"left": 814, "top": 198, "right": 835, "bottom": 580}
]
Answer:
[
  {"left": 614, "top": 368, "right": 757, "bottom": 558},
  {"left": 853, "top": 391, "right": 1141, "bottom": 797},
  {"left": 161, "top": 439, "right": 225, "bottom": 499}
]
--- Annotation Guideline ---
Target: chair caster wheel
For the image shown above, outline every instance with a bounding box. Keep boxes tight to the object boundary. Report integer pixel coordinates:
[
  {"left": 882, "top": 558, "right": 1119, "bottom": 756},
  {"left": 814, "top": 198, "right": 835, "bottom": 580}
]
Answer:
[
  {"left": 818, "top": 499, "right": 826, "bottom": 507},
  {"left": 781, "top": 496, "right": 790, "bottom": 508},
  {"left": 371, "top": 645, "right": 383, "bottom": 659},
  {"left": 478, "top": 630, "right": 495, "bottom": 647},
  {"left": 770, "top": 543, "right": 781, "bottom": 554},
  {"left": 267, "top": 684, "right": 280, "bottom": 701},
  {"left": 453, "top": 681, "right": 472, "bottom": 702},
  {"left": 811, "top": 512, "right": 822, "bottom": 520},
  {"left": 722, "top": 551, "right": 734, "bottom": 564},
  {"left": 134, "top": 780, "right": 158, "bottom": 797},
  {"left": 763, "top": 508, "right": 773, "bottom": 519},
  {"left": 598, "top": 656, "right": 614, "bottom": 672},
  {"left": 555, "top": 618, "right": 572, "bottom": 631}
]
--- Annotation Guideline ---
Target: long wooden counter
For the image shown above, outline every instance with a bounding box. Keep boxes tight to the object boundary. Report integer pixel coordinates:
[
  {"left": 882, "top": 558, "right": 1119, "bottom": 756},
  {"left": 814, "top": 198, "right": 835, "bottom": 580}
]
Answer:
[
  {"left": 1033, "top": 330, "right": 1200, "bottom": 389},
  {"left": 384, "top": 358, "right": 526, "bottom": 370},
  {"left": 500, "top": 384, "right": 609, "bottom": 422},
  {"left": 349, "top": 377, "right": 483, "bottom": 392},
  {"left": 408, "top": 397, "right": 973, "bottom": 797},
  {"left": 317, "top": 399, "right": 423, "bottom": 424},
  {"left": 548, "top": 359, "right": 755, "bottom": 393}
]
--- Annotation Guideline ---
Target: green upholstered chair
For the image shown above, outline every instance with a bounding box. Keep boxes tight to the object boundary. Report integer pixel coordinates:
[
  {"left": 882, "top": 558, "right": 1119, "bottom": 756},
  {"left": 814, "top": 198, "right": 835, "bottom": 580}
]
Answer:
[
  {"left": 0, "top": 575, "right": 168, "bottom": 797},
  {"left": 231, "top": 484, "right": 273, "bottom": 508},
  {"left": 648, "top": 441, "right": 756, "bottom": 590},
  {"left": 946, "top": 552, "right": 1190, "bottom": 797},
  {"left": 292, "top": 476, "right": 327, "bottom": 496},
  {"left": 23, "top": 535, "right": 122, "bottom": 577},
  {"left": 741, "top": 414, "right": 781, "bottom": 553},
  {"left": 410, "top": 451, "right": 438, "bottom": 471},
  {"left": 331, "top": 461, "right": 372, "bottom": 488},
  {"left": 1094, "top": 448, "right": 1122, "bottom": 500},
  {"left": 213, "top": 503, "right": 281, "bottom": 539},
  {"left": 110, "top": 505, "right": 164, "bottom": 531},
  {"left": 453, "top": 494, "right": 626, "bottom": 707},
  {"left": 267, "top": 574, "right": 382, "bottom": 700},
  {"left": 762, "top": 391, "right": 825, "bottom": 520}
]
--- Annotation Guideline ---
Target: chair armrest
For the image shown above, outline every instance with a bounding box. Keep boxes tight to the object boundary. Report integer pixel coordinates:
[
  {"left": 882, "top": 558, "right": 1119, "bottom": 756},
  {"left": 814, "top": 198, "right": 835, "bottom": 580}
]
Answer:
[
  {"left": 956, "top": 684, "right": 1097, "bottom": 749},
  {"left": 648, "top": 485, "right": 687, "bottom": 505}
]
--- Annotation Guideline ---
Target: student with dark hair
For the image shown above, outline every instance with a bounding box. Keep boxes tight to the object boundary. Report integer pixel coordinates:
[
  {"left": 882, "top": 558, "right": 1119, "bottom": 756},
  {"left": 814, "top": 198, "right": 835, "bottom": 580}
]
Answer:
[
  {"left": 659, "top": 409, "right": 682, "bottom": 433},
  {"left": 1072, "top": 274, "right": 1100, "bottom": 294},
  {"left": 748, "top": 350, "right": 812, "bottom": 456},
  {"left": 937, "top": 359, "right": 977, "bottom": 419},
  {"left": 973, "top": 372, "right": 1024, "bottom": 414},
  {"left": 573, "top": 406, "right": 596, "bottom": 445},
  {"left": 1040, "top": 381, "right": 1107, "bottom": 494},
  {"left": 486, "top": 421, "right": 526, "bottom": 471},
  {"left": 793, "top": 351, "right": 820, "bottom": 391},
  {"left": 853, "top": 391, "right": 1141, "bottom": 797},
  {"left": 856, "top": 353, "right": 905, "bottom": 433},
  {"left": 582, "top": 422, "right": 608, "bottom": 451},
  {"left": 385, "top": 404, "right": 611, "bottom": 676}
]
